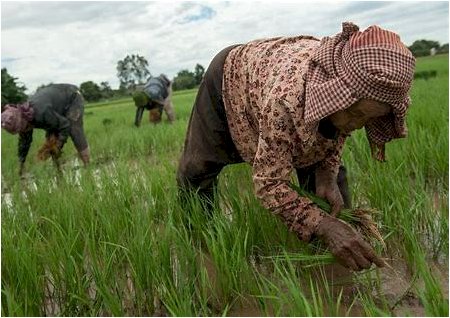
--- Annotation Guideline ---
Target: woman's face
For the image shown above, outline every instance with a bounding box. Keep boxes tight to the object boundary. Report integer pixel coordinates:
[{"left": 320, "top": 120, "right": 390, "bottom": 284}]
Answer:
[{"left": 328, "top": 99, "right": 391, "bottom": 134}]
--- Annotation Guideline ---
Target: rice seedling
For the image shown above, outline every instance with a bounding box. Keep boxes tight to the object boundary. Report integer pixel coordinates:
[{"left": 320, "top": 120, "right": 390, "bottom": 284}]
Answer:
[
  {"left": 1, "top": 55, "right": 448, "bottom": 316},
  {"left": 292, "top": 184, "right": 386, "bottom": 247}
]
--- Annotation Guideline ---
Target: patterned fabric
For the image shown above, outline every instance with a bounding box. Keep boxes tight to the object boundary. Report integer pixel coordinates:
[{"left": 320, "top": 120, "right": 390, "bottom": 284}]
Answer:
[
  {"left": 222, "top": 36, "right": 347, "bottom": 241},
  {"left": 1, "top": 103, "right": 34, "bottom": 134},
  {"left": 305, "top": 22, "right": 415, "bottom": 161}
]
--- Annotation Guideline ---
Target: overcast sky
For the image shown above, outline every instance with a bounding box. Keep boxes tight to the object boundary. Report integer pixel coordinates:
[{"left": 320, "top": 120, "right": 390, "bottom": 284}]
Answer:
[{"left": 1, "top": 0, "right": 448, "bottom": 93}]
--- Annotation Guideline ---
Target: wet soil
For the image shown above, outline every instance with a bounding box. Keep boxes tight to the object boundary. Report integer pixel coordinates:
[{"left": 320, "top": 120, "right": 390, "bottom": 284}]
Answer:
[{"left": 197, "top": 251, "right": 448, "bottom": 317}]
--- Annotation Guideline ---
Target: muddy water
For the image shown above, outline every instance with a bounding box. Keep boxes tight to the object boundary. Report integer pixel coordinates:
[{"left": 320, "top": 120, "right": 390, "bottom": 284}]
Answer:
[
  {"left": 226, "top": 298, "right": 270, "bottom": 317},
  {"left": 197, "top": 250, "right": 448, "bottom": 317},
  {"left": 312, "top": 257, "right": 447, "bottom": 317},
  {"left": 2, "top": 192, "right": 13, "bottom": 209},
  {"left": 13, "top": 213, "right": 449, "bottom": 317},
  {"left": 1, "top": 158, "right": 116, "bottom": 212},
  {"left": 38, "top": 250, "right": 447, "bottom": 316}
]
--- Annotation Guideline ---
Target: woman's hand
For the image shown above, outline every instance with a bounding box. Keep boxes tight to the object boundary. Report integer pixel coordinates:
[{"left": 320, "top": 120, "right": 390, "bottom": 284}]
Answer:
[
  {"left": 78, "top": 148, "right": 90, "bottom": 166},
  {"left": 315, "top": 215, "right": 385, "bottom": 271}
]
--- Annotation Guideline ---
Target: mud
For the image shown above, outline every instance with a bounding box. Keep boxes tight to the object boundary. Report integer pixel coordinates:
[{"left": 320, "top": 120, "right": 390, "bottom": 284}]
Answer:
[
  {"left": 197, "top": 251, "right": 449, "bottom": 317},
  {"left": 312, "top": 257, "right": 448, "bottom": 317},
  {"left": 226, "top": 298, "right": 271, "bottom": 317}
]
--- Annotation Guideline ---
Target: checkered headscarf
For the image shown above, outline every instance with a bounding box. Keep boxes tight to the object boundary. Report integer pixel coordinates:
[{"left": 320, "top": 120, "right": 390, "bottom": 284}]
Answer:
[
  {"left": 1, "top": 102, "right": 34, "bottom": 134},
  {"left": 304, "top": 22, "right": 416, "bottom": 161}
]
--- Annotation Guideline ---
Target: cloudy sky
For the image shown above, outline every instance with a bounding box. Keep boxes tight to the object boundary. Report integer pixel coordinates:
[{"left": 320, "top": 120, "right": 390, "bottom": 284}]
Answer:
[{"left": 1, "top": 0, "right": 448, "bottom": 93}]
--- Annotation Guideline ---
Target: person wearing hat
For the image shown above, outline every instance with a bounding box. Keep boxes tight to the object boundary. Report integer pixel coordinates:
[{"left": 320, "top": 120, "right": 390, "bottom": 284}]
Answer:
[
  {"left": 132, "top": 74, "right": 176, "bottom": 127},
  {"left": 177, "top": 22, "right": 415, "bottom": 271},
  {"left": 1, "top": 83, "right": 90, "bottom": 176}
]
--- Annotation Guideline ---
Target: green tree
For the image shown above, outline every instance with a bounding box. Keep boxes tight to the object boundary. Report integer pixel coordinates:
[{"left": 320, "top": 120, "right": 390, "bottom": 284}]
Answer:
[
  {"left": 114, "top": 86, "right": 129, "bottom": 98},
  {"left": 172, "top": 69, "right": 196, "bottom": 91},
  {"left": 1, "top": 68, "right": 27, "bottom": 107},
  {"left": 438, "top": 43, "right": 449, "bottom": 54},
  {"left": 116, "top": 54, "right": 151, "bottom": 90},
  {"left": 100, "top": 81, "right": 114, "bottom": 99},
  {"left": 80, "top": 81, "right": 102, "bottom": 102},
  {"left": 408, "top": 40, "right": 440, "bottom": 57},
  {"left": 194, "top": 63, "right": 205, "bottom": 85}
]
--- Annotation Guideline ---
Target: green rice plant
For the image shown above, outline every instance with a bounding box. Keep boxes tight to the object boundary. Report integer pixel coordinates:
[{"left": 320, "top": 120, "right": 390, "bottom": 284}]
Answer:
[
  {"left": 292, "top": 184, "right": 385, "bottom": 247},
  {"left": 1, "top": 209, "right": 44, "bottom": 316},
  {"left": 402, "top": 230, "right": 448, "bottom": 317},
  {"left": 267, "top": 250, "right": 335, "bottom": 267},
  {"left": 151, "top": 225, "right": 200, "bottom": 316},
  {"left": 358, "top": 291, "right": 392, "bottom": 317},
  {"left": 1, "top": 55, "right": 448, "bottom": 316},
  {"left": 202, "top": 212, "right": 253, "bottom": 305},
  {"left": 269, "top": 257, "right": 324, "bottom": 316}
]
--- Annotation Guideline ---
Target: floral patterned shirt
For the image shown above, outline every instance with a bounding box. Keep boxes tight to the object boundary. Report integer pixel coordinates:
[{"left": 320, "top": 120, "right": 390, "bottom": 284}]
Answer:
[{"left": 222, "top": 36, "right": 346, "bottom": 241}]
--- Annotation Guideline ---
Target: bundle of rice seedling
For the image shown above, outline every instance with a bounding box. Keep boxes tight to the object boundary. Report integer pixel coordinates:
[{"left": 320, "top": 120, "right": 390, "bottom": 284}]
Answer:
[
  {"left": 149, "top": 109, "right": 162, "bottom": 123},
  {"left": 291, "top": 184, "right": 385, "bottom": 248},
  {"left": 37, "top": 135, "right": 60, "bottom": 161}
]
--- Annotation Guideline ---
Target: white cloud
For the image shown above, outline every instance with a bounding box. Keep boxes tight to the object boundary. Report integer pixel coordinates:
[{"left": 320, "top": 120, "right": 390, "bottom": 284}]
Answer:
[{"left": 1, "top": 1, "right": 448, "bottom": 93}]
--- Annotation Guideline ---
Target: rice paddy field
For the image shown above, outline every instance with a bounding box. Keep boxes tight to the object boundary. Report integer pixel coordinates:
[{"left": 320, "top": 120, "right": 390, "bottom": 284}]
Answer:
[{"left": 1, "top": 54, "right": 448, "bottom": 316}]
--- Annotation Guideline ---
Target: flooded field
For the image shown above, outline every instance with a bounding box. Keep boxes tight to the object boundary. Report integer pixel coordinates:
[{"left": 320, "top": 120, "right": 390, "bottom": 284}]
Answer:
[{"left": 1, "top": 55, "right": 448, "bottom": 316}]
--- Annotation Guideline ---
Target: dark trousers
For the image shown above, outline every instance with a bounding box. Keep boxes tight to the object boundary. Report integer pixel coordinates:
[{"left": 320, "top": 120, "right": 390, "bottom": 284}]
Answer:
[
  {"left": 177, "top": 45, "right": 351, "bottom": 211},
  {"left": 66, "top": 92, "right": 88, "bottom": 153},
  {"left": 177, "top": 45, "right": 243, "bottom": 209}
]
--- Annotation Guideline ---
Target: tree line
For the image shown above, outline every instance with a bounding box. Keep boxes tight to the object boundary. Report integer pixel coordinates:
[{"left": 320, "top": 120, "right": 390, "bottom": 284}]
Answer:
[
  {"left": 78, "top": 54, "right": 205, "bottom": 102},
  {"left": 408, "top": 40, "right": 448, "bottom": 57},
  {"left": 2, "top": 38, "right": 448, "bottom": 105},
  {"left": 2, "top": 54, "right": 206, "bottom": 104}
]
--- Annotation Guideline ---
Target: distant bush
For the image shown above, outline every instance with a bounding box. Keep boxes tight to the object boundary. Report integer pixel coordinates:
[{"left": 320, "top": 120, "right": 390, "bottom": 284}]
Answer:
[
  {"left": 80, "top": 81, "right": 102, "bottom": 102},
  {"left": 408, "top": 39, "right": 449, "bottom": 57},
  {"left": 438, "top": 43, "right": 449, "bottom": 54},
  {"left": 173, "top": 70, "right": 197, "bottom": 91},
  {"left": 172, "top": 64, "right": 205, "bottom": 91}
]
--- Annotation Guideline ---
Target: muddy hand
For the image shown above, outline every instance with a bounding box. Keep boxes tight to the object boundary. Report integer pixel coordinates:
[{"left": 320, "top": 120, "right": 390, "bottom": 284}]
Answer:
[
  {"left": 315, "top": 215, "right": 385, "bottom": 271},
  {"left": 78, "top": 148, "right": 90, "bottom": 167}
]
